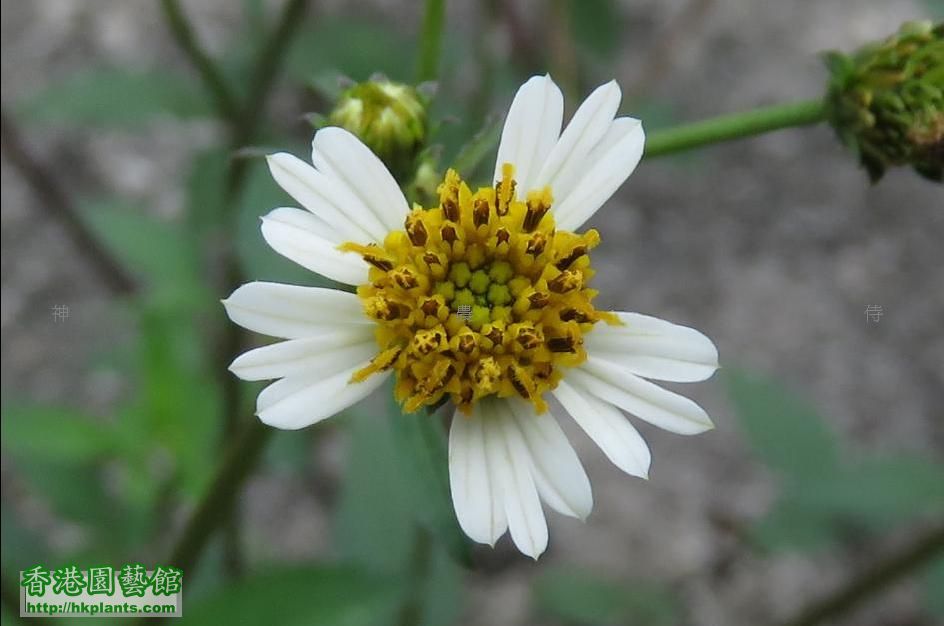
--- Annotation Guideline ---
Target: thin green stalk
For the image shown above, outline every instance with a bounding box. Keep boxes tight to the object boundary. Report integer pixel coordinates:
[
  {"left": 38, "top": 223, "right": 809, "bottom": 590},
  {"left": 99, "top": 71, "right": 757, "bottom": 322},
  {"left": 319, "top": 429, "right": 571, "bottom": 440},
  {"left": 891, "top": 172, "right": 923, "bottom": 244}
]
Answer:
[
  {"left": 150, "top": 0, "right": 311, "bottom": 604},
  {"left": 159, "top": 0, "right": 240, "bottom": 123},
  {"left": 167, "top": 420, "right": 273, "bottom": 573},
  {"left": 394, "top": 526, "right": 434, "bottom": 626},
  {"left": 416, "top": 0, "right": 445, "bottom": 83},
  {"left": 644, "top": 99, "right": 827, "bottom": 157}
]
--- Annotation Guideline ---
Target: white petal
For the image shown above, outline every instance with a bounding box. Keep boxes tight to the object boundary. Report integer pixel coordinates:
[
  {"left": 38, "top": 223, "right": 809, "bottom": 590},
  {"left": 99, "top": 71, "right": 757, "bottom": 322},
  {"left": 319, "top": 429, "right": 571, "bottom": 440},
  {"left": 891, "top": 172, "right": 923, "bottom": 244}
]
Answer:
[
  {"left": 568, "top": 360, "right": 715, "bottom": 435},
  {"left": 553, "top": 380, "right": 651, "bottom": 478},
  {"left": 448, "top": 407, "right": 507, "bottom": 546},
  {"left": 222, "top": 282, "right": 370, "bottom": 339},
  {"left": 554, "top": 117, "right": 645, "bottom": 231},
  {"left": 261, "top": 208, "right": 370, "bottom": 286},
  {"left": 584, "top": 312, "right": 719, "bottom": 382},
  {"left": 532, "top": 80, "right": 621, "bottom": 202},
  {"left": 493, "top": 75, "right": 564, "bottom": 195},
  {"left": 311, "top": 127, "right": 409, "bottom": 234},
  {"left": 506, "top": 399, "right": 593, "bottom": 520},
  {"left": 228, "top": 329, "right": 378, "bottom": 381},
  {"left": 266, "top": 152, "right": 386, "bottom": 243},
  {"left": 256, "top": 365, "right": 390, "bottom": 429},
  {"left": 488, "top": 401, "right": 549, "bottom": 559}
]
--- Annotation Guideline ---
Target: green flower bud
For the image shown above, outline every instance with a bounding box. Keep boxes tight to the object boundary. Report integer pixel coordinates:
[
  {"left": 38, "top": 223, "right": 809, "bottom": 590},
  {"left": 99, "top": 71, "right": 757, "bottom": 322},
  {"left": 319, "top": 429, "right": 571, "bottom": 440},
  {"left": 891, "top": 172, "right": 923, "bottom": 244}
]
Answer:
[
  {"left": 328, "top": 80, "right": 427, "bottom": 182},
  {"left": 824, "top": 21, "right": 943, "bottom": 183}
]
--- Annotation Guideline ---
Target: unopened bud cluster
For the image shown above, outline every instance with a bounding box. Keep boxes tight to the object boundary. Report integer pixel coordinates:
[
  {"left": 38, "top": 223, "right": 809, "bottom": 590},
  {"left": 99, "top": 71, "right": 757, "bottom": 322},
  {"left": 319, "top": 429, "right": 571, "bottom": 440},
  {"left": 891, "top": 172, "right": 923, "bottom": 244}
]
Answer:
[
  {"left": 824, "top": 21, "right": 942, "bottom": 182},
  {"left": 329, "top": 80, "right": 428, "bottom": 182}
]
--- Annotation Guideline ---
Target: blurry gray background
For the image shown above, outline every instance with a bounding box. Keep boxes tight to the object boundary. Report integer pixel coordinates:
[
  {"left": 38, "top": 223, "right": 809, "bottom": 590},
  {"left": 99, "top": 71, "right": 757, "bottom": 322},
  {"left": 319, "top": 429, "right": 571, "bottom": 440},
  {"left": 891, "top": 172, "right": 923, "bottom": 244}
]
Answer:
[{"left": 2, "top": 1, "right": 942, "bottom": 625}]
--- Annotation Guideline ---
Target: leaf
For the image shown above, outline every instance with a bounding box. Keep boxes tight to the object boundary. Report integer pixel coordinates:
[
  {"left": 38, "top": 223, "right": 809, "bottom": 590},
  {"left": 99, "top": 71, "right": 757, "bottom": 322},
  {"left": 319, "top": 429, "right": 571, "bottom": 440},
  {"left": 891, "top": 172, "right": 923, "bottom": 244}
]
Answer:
[
  {"left": 1, "top": 406, "right": 113, "bottom": 462},
  {"left": 18, "top": 69, "right": 212, "bottom": 127},
  {"left": 568, "top": 0, "right": 621, "bottom": 60},
  {"left": 286, "top": 17, "right": 413, "bottom": 85},
  {"left": 80, "top": 198, "right": 208, "bottom": 309},
  {"left": 533, "top": 567, "right": 679, "bottom": 626},
  {"left": 451, "top": 115, "right": 502, "bottom": 184},
  {"left": 389, "top": 399, "right": 472, "bottom": 565},
  {"left": 794, "top": 455, "right": 944, "bottom": 528},
  {"left": 134, "top": 309, "right": 219, "bottom": 499},
  {"left": 180, "top": 566, "right": 400, "bottom": 626},
  {"left": 755, "top": 455, "right": 944, "bottom": 550},
  {"left": 727, "top": 370, "right": 840, "bottom": 482},
  {"left": 184, "top": 149, "right": 230, "bottom": 239},
  {"left": 335, "top": 410, "right": 415, "bottom": 572},
  {"left": 923, "top": 0, "right": 944, "bottom": 20},
  {"left": 925, "top": 556, "right": 944, "bottom": 618},
  {"left": 753, "top": 494, "right": 840, "bottom": 551}
]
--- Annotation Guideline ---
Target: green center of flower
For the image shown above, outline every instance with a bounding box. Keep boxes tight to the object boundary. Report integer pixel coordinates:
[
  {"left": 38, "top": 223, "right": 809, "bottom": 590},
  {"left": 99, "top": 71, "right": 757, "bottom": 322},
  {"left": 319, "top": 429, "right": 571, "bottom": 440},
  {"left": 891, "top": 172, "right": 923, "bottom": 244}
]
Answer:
[{"left": 341, "top": 165, "right": 617, "bottom": 414}]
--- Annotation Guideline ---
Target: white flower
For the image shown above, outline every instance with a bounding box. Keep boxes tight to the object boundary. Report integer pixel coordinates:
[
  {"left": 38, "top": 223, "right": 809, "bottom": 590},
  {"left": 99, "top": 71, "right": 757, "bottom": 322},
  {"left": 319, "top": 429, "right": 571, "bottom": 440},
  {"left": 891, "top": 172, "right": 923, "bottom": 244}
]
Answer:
[{"left": 223, "top": 75, "right": 719, "bottom": 559}]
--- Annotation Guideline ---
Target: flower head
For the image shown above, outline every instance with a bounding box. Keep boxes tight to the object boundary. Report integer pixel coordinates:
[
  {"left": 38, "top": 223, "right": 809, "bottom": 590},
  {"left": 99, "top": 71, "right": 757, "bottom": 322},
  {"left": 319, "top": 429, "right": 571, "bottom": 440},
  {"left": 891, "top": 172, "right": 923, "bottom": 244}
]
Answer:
[
  {"left": 824, "top": 21, "right": 943, "bottom": 182},
  {"left": 223, "top": 75, "right": 719, "bottom": 559}
]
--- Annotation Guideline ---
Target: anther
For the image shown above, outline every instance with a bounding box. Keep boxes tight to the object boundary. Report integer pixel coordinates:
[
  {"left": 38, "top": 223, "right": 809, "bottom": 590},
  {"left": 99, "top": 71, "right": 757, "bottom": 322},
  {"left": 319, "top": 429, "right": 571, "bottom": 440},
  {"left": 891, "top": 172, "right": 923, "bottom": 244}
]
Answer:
[
  {"left": 390, "top": 267, "right": 418, "bottom": 289},
  {"left": 527, "top": 291, "right": 550, "bottom": 309},
  {"left": 555, "top": 245, "right": 587, "bottom": 270},
  {"left": 523, "top": 195, "right": 550, "bottom": 231},
  {"left": 560, "top": 307, "right": 593, "bottom": 323},
  {"left": 473, "top": 197, "right": 490, "bottom": 227},
  {"left": 547, "top": 334, "right": 577, "bottom": 353},
  {"left": 548, "top": 269, "right": 582, "bottom": 293},
  {"left": 405, "top": 214, "right": 428, "bottom": 246},
  {"left": 515, "top": 325, "right": 543, "bottom": 350},
  {"left": 441, "top": 223, "right": 458, "bottom": 243},
  {"left": 525, "top": 232, "right": 547, "bottom": 255}
]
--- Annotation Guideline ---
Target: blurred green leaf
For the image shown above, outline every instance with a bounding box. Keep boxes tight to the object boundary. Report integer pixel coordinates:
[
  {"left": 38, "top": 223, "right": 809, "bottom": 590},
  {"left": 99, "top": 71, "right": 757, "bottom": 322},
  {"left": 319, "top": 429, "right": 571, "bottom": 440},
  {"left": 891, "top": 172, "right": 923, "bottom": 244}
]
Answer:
[
  {"left": 286, "top": 17, "right": 413, "bottom": 86},
  {"left": 733, "top": 371, "right": 944, "bottom": 551},
  {"left": 389, "top": 403, "right": 472, "bottom": 565},
  {"left": 1, "top": 406, "right": 113, "bottom": 462},
  {"left": 727, "top": 370, "right": 840, "bottom": 482},
  {"left": 18, "top": 69, "right": 212, "bottom": 127},
  {"left": 337, "top": 408, "right": 465, "bottom": 626},
  {"left": 181, "top": 565, "right": 400, "bottom": 626},
  {"left": 336, "top": 410, "right": 414, "bottom": 572},
  {"left": 533, "top": 567, "right": 679, "bottom": 626},
  {"left": 185, "top": 149, "right": 229, "bottom": 239},
  {"left": 790, "top": 456, "right": 944, "bottom": 528},
  {"left": 1, "top": 503, "right": 49, "bottom": 571},
  {"left": 923, "top": 0, "right": 944, "bottom": 20},
  {"left": 568, "top": 0, "right": 621, "bottom": 60},
  {"left": 753, "top": 494, "right": 841, "bottom": 551},
  {"left": 451, "top": 115, "right": 502, "bottom": 185},
  {"left": 925, "top": 556, "right": 944, "bottom": 618},
  {"left": 134, "top": 309, "right": 219, "bottom": 499},
  {"left": 81, "top": 198, "right": 208, "bottom": 309}
]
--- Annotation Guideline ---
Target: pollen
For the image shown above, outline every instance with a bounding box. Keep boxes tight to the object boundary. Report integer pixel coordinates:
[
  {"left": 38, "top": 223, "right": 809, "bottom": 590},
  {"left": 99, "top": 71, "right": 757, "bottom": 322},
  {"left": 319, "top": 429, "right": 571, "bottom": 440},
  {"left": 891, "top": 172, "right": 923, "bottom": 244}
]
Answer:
[{"left": 343, "top": 165, "right": 616, "bottom": 414}]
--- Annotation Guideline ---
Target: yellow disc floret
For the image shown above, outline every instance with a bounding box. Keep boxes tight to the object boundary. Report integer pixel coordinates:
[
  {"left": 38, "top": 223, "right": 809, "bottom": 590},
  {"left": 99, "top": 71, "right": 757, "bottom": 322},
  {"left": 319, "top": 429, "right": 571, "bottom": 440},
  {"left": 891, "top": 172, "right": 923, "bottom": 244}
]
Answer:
[{"left": 342, "top": 164, "right": 618, "bottom": 414}]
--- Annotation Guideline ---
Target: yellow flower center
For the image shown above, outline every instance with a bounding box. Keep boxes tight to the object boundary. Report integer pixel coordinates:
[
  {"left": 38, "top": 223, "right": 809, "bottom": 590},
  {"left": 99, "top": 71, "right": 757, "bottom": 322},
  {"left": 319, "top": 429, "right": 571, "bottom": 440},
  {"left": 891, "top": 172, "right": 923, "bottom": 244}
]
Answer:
[{"left": 342, "top": 164, "right": 617, "bottom": 414}]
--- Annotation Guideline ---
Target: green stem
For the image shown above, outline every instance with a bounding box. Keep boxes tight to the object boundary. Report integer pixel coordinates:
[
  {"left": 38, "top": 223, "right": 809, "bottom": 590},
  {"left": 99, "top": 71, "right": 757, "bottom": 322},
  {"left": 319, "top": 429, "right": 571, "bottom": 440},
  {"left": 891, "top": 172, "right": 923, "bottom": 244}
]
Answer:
[
  {"left": 167, "top": 420, "right": 273, "bottom": 573},
  {"left": 150, "top": 0, "right": 310, "bottom": 608},
  {"left": 644, "top": 99, "right": 827, "bottom": 158},
  {"left": 159, "top": 0, "right": 240, "bottom": 123},
  {"left": 394, "top": 526, "right": 434, "bottom": 626},
  {"left": 416, "top": 0, "right": 445, "bottom": 83}
]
